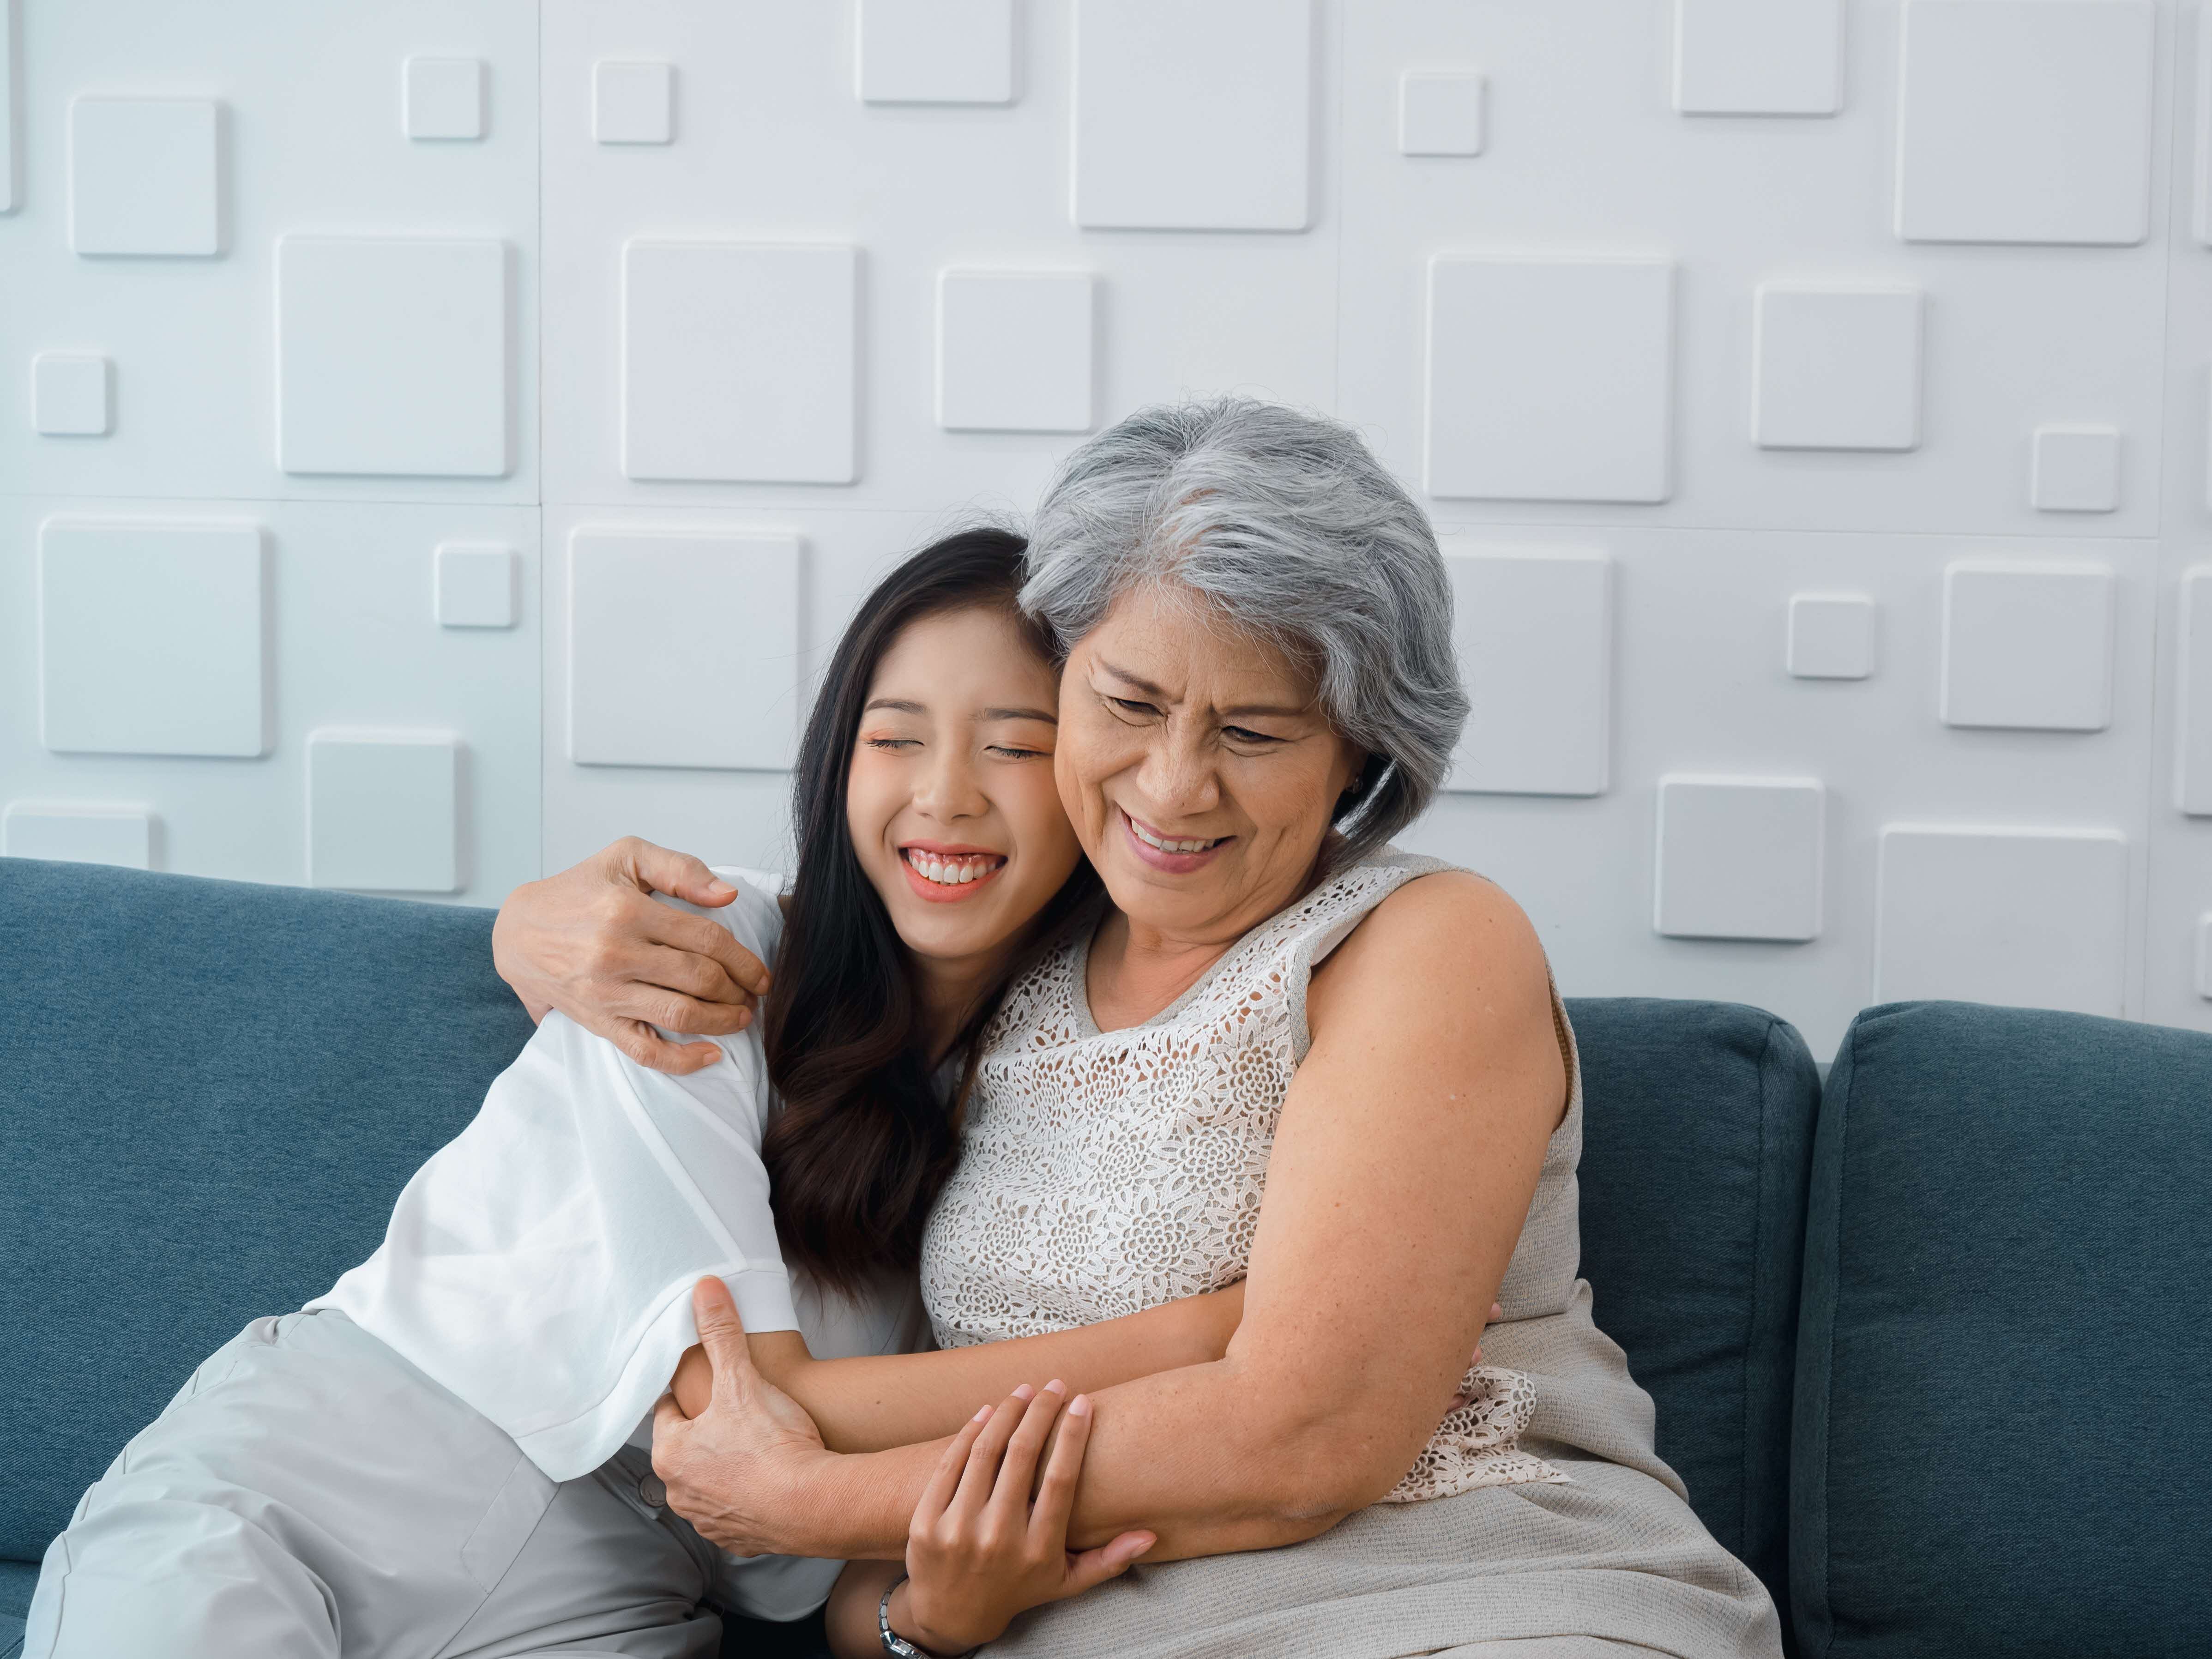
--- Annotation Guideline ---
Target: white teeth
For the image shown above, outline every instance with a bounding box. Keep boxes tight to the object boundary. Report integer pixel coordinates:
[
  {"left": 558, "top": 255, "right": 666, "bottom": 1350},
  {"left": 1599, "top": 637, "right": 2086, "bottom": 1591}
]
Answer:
[
  {"left": 1128, "top": 816, "right": 1218, "bottom": 855},
  {"left": 905, "top": 850, "right": 1002, "bottom": 887}
]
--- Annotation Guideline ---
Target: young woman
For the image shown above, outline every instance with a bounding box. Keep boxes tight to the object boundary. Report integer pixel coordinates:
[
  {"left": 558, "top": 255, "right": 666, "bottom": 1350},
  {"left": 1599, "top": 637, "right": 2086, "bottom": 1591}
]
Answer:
[{"left": 23, "top": 530, "right": 1236, "bottom": 1659}]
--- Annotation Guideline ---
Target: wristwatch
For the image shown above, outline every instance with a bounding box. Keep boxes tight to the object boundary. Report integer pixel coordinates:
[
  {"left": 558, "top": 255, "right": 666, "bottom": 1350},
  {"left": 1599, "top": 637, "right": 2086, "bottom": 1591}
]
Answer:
[{"left": 878, "top": 1575, "right": 929, "bottom": 1657}]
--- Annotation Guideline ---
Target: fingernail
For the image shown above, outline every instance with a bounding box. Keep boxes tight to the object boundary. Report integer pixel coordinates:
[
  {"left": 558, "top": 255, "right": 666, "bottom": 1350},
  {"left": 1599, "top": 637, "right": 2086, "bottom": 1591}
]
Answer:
[
  {"left": 1043, "top": 1378, "right": 1066, "bottom": 1395},
  {"left": 1012, "top": 1383, "right": 1035, "bottom": 1401},
  {"left": 973, "top": 1403, "right": 993, "bottom": 1422},
  {"left": 1067, "top": 1394, "right": 1091, "bottom": 1417},
  {"left": 706, "top": 881, "right": 735, "bottom": 896},
  {"left": 733, "top": 1009, "right": 751, "bottom": 1029}
]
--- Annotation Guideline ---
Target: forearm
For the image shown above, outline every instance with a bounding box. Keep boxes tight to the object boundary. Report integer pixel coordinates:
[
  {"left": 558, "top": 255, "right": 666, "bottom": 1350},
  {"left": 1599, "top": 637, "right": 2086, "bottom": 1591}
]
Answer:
[{"left": 761, "top": 1289, "right": 1243, "bottom": 1454}]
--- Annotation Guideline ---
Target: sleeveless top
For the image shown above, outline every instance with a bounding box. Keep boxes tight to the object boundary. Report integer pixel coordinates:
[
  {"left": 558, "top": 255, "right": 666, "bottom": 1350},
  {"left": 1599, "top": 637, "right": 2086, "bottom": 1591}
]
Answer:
[{"left": 919, "top": 848, "right": 1574, "bottom": 1502}]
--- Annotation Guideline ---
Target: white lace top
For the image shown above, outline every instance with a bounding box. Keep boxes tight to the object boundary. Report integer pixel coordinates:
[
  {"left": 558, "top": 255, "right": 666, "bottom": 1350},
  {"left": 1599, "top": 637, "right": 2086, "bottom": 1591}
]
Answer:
[{"left": 919, "top": 850, "right": 1568, "bottom": 1502}]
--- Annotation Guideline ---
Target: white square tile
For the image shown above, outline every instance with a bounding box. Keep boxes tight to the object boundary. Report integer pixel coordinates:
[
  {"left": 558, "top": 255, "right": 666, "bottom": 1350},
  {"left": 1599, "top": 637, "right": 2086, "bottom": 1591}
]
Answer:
[
  {"left": 858, "top": 0, "right": 1013, "bottom": 104},
  {"left": 1654, "top": 776, "right": 1825, "bottom": 942},
  {"left": 1426, "top": 256, "right": 1675, "bottom": 503},
  {"left": 1896, "top": 0, "right": 2153, "bottom": 246},
  {"left": 277, "top": 235, "right": 510, "bottom": 477},
  {"left": 621, "top": 241, "right": 857, "bottom": 484},
  {"left": 1398, "top": 72, "right": 1484, "bottom": 157},
  {"left": 1072, "top": 0, "right": 1312, "bottom": 230},
  {"left": 594, "top": 60, "right": 672, "bottom": 144},
  {"left": 1673, "top": 0, "right": 1843, "bottom": 115},
  {"left": 32, "top": 352, "right": 110, "bottom": 436},
  {"left": 568, "top": 530, "right": 801, "bottom": 770},
  {"left": 307, "top": 730, "right": 459, "bottom": 893},
  {"left": 1, "top": 3, "right": 14, "bottom": 214},
  {"left": 1752, "top": 285, "right": 1922, "bottom": 451},
  {"left": 68, "top": 96, "right": 220, "bottom": 256},
  {"left": 2030, "top": 425, "right": 2121, "bottom": 512},
  {"left": 1, "top": 802, "right": 153, "bottom": 869},
  {"left": 1874, "top": 826, "right": 2128, "bottom": 1014},
  {"left": 38, "top": 517, "right": 267, "bottom": 757},
  {"left": 1941, "top": 561, "right": 2113, "bottom": 732},
  {"left": 1442, "top": 547, "right": 1611, "bottom": 796},
  {"left": 1787, "top": 592, "right": 1875, "bottom": 680},
  {"left": 2177, "top": 567, "right": 2212, "bottom": 815},
  {"left": 404, "top": 56, "right": 485, "bottom": 141},
  {"left": 435, "top": 542, "right": 518, "bottom": 629},
  {"left": 936, "top": 270, "right": 1093, "bottom": 433},
  {"left": 2197, "top": 914, "right": 2212, "bottom": 999}
]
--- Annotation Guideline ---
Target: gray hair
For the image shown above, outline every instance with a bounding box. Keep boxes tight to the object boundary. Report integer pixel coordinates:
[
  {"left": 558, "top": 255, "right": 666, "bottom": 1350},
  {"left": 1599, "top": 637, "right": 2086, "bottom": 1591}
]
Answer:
[{"left": 1021, "top": 397, "right": 1466, "bottom": 863}]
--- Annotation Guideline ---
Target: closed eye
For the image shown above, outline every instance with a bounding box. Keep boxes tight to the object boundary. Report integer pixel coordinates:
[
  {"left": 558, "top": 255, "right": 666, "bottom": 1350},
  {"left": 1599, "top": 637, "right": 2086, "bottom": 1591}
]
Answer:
[
  {"left": 1224, "top": 725, "right": 1284, "bottom": 745},
  {"left": 862, "top": 736, "right": 921, "bottom": 751},
  {"left": 986, "top": 744, "right": 1048, "bottom": 760},
  {"left": 1107, "top": 695, "right": 1159, "bottom": 718}
]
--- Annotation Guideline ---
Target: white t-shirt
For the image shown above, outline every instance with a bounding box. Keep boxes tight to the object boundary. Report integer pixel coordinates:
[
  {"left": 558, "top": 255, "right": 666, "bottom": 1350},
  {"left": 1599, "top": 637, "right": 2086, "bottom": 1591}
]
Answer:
[{"left": 312, "top": 868, "right": 926, "bottom": 1619}]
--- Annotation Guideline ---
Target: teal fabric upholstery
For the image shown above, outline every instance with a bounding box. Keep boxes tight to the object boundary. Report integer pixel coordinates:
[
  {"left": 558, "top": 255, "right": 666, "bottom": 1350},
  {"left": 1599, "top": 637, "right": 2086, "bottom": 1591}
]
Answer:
[
  {"left": 0, "top": 1560, "right": 33, "bottom": 1656},
  {"left": 1568, "top": 999, "right": 1819, "bottom": 1623},
  {"left": 1792, "top": 1001, "right": 2212, "bottom": 1659},
  {"left": 0, "top": 859, "right": 536, "bottom": 1562}
]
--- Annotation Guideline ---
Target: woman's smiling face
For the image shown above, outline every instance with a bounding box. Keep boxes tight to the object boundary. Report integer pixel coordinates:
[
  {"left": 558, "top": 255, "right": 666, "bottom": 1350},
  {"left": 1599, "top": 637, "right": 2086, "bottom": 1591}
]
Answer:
[
  {"left": 845, "top": 603, "right": 1085, "bottom": 975},
  {"left": 1055, "top": 582, "right": 1366, "bottom": 946}
]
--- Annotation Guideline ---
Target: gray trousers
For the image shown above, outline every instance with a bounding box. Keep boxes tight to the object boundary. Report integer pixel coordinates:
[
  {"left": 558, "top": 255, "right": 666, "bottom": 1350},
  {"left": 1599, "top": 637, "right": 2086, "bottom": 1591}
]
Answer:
[{"left": 24, "top": 1309, "right": 739, "bottom": 1658}]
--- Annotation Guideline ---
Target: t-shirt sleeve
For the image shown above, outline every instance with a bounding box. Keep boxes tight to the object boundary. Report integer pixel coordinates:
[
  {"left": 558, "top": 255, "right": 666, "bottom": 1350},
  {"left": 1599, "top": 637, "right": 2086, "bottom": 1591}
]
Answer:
[{"left": 310, "top": 866, "right": 801, "bottom": 1482}]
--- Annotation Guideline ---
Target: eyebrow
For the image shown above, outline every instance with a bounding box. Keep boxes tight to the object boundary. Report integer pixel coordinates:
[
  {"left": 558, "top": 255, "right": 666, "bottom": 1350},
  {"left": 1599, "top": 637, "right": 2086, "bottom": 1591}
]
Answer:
[
  {"left": 862, "top": 697, "right": 1057, "bottom": 724},
  {"left": 1094, "top": 658, "right": 1309, "bottom": 721}
]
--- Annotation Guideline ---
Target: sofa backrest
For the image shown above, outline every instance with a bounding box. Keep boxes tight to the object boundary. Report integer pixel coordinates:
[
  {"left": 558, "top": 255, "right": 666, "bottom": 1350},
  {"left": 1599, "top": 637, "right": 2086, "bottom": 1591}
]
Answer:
[
  {"left": 1792, "top": 1001, "right": 2212, "bottom": 1658},
  {"left": 1567, "top": 997, "right": 1820, "bottom": 1622},
  {"left": 0, "top": 859, "right": 535, "bottom": 1560}
]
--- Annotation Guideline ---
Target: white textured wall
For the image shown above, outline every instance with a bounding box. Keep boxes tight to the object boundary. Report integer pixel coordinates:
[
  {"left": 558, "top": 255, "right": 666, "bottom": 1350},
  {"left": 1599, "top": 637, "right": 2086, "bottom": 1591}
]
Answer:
[{"left": 5, "top": 0, "right": 2210, "bottom": 1056}]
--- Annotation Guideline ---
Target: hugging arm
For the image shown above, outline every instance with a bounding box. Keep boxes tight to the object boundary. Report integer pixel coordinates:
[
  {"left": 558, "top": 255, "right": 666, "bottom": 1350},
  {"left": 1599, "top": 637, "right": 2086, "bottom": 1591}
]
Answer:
[{"left": 654, "top": 874, "right": 1566, "bottom": 1564}]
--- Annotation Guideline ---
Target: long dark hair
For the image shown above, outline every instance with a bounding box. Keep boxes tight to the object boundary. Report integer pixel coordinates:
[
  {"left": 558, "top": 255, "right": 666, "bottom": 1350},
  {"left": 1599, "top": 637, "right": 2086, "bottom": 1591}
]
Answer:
[{"left": 759, "top": 527, "right": 1102, "bottom": 1293}]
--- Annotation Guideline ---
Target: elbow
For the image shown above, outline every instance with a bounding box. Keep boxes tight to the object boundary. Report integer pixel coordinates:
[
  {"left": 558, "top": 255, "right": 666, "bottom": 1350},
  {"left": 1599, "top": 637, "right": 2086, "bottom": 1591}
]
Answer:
[{"left": 1250, "top": 1401, "right": 1416, "bottom": 1531}]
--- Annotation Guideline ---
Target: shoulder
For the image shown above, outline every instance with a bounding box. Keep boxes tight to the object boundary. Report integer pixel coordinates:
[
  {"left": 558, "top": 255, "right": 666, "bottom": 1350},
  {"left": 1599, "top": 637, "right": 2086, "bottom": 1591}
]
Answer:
[{"left": 1309, "top": 869, "right": 1554, "bottom": 1030}]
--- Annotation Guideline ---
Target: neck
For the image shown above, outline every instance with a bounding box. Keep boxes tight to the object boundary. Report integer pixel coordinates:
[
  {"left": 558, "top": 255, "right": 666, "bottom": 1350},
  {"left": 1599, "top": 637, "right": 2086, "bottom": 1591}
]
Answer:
[{"left": 911, "top": 949, "right": 1006, "bottom": 1063}]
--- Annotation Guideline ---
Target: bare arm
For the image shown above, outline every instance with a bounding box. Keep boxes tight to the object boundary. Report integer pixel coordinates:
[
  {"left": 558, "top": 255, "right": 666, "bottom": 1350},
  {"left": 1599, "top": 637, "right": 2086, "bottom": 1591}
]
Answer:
[
  {"left": 669, "top": 1283, "right": 1246, "bottom": 1452},
  {"left": 655, "top": 874, "right": 1565, "bottom": 1563},
  {"left": 492, "top": 837, "right": 771, "bottom": 1073}
]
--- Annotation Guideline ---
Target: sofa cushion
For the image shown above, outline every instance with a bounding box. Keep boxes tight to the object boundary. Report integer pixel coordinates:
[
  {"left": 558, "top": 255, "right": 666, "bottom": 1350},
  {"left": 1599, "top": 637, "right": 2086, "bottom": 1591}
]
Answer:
[
  {"left": 1792, "top": 1001, "right": 2212, "bottom": 1659},
  {"left": 1566, "top": 998, "right": 1819, "bottom": 1622},
  {"left": 0, "top": 860, "right": 536, "bottom": 1560}
]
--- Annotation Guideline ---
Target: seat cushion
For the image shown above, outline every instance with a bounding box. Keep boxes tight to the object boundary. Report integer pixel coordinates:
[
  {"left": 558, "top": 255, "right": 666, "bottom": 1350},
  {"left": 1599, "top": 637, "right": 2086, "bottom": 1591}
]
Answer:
[
  {"left": 1792, "top": 1001, "right": 2212, "bottom": 1659},
  {"left": 0, "top": 860, "right": 536, "bottom": 1560},
  {"left": 1566, "top": 998, "right": 1820, "bottom": 1622}
]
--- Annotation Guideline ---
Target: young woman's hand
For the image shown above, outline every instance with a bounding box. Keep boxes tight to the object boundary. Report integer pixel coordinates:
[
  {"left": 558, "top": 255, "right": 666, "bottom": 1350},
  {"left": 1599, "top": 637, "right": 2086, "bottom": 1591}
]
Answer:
[
  {"left": 887, "top": 1382, "right": 1155, "bottom": 1655},
  {"left": 491, "top": 837, "right": 771, "bottom": 1073}
]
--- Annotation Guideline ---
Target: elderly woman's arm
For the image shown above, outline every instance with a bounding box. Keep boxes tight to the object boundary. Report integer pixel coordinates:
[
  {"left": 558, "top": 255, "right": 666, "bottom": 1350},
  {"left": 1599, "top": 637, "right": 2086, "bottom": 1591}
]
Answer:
[{"left": 653, "top": 872, "right": 1564, "bottom": 1561}]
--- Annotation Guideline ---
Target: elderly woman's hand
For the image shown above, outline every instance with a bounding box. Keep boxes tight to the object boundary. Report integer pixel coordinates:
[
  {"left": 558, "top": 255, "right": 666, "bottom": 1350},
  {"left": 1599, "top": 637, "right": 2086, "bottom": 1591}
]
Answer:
[
  {"left": 652, "top": 1279, "right": 840, "bottom": 1558},
  {"left": 491, "top": 837, "right": 771, "bottom": 1074}
]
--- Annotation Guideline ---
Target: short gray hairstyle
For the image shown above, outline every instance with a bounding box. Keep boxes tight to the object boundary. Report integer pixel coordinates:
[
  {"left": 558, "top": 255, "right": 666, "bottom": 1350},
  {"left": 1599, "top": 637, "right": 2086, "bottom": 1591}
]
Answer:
[{"left": 1021, "top": 397, "right": 1466, "bottom": 863}]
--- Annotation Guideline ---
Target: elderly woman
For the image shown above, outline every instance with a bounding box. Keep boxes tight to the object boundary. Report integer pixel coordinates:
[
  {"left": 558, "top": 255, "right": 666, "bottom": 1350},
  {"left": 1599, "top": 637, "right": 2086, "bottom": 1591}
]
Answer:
[{"left": 505, "top": 399, "right": 1781, "bottom": 1657}]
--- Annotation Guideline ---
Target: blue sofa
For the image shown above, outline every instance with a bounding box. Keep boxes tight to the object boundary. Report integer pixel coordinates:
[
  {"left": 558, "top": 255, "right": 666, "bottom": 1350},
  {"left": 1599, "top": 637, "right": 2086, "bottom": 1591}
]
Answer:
[{"left": 2, "top": 858, "right": 2206, "bottom": 1658}]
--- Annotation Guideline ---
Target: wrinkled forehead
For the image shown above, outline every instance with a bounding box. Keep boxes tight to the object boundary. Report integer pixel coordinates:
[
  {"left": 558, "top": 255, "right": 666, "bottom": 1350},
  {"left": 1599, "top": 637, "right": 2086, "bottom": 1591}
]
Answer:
[{"left": 1073, "top": 579, "right": 1327, "bottom": 713}]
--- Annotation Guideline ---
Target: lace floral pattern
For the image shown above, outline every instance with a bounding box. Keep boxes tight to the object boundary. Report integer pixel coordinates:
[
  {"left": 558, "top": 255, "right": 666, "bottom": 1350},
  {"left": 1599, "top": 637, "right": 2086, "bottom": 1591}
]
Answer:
[{"left": 919, "top": 856, "right": 1569, "bottom": 1503}]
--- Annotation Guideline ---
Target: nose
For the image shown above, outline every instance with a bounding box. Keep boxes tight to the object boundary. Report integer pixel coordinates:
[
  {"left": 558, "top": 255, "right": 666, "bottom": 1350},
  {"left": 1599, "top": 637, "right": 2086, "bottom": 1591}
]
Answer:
[
  {"left": 1133, "top": 724, "right": 1220, "bottom": 820},
  {"left": 913, "top": 742, "right": 988, "bottom": 823}
]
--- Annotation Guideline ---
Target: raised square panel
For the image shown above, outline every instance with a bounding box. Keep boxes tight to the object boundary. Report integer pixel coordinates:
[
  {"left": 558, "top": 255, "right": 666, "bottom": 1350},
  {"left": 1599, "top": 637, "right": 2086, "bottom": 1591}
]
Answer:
[
  {"left": 2177, "top": 567, "right": 2212, "bottom": 815},
  {"left": 68, "top": 96, "right": 219, "bottom": 256},
  {"left": 435, "top": 542, "right": 517, "bottom": 628},
  {"left": 1654, "top": 776, "right": 1825, "bottom": 942},
  {"left": 38, "top": 518, "right": 267, "bottom": 757},
  {"left": 1442, "top": 548, "right": 1610, "bottom": 796},
  {"left": 858, "top": 0, "right": 1013, "bottom": 104},
  {"left": 2, "top": 0, "right": 15, "bottom": 213},
  {"left": 1072, "top": 0, "right": 1311, "bottom": 231},
  {"left": 936, "top": 271, "right": 1093, "bottom": 433},
  {"left": 595, "top": 60, "right": 672, "bottom": 144},
  {"left": 2198, "top": 915, "right": 2212, "bottom": 999},
  {"left": 1398, "top": 72, "right": 1484, "bottom": 156},
  {"left": 277, "top": 235, "right": 510, "bottom": 477},
  {"left": 1875, "top": 826, "right": 2128, "bottom": 1014},
  {"left": 404, "top": 56, "right": 484, "bottom": 140},
  {"left": 1674, "top": 0, "right": 1843, "bottom": 115},
  {"left": 1895, "top": 0, "right": 2153, "bottom": 246},
  {"left": 1752, "top": 285, "right": 1921, "bottom": 451},
  {"left": 1787, "top": 592, "right": 1875, "bottom": 680},
  {"left": 307, "top": 730, "right": 458, "bottom": 893},
  {"left": 569, "top": 530, "right": 801, "bottom": 770},
  {"left": 1941, "top": 561, "right": 2113, "bottom": 732},
  {"left": 2, "top": 803, "right": 152, "bottom": 869},
  {"left": 2031, "top": 425, "right": 2120, "bottom": 512},
  {"left": 32, "top": 352, "right": 110, "bottom": 436},
  {"left": 1426, "top": 256, "right": 1674, "bottom": 504},
  {"left": 622, "top": 241, "right": 857, "bottom": 484}
]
